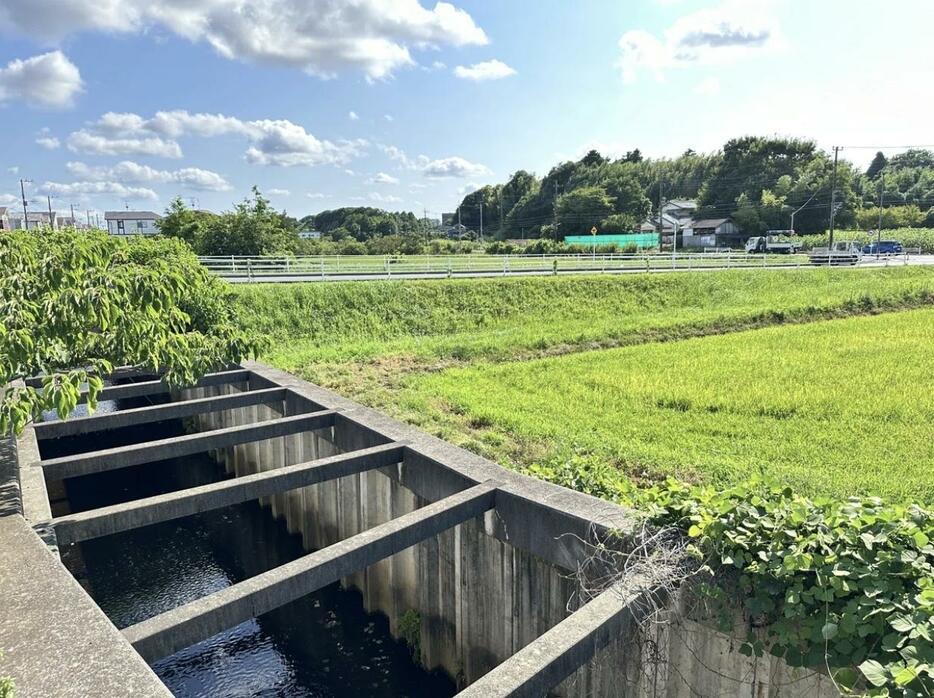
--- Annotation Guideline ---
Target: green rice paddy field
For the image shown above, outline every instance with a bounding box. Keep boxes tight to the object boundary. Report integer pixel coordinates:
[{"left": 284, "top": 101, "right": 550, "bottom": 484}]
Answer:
[
  {"left": 237, "top": 266, "right": 934, "bottom": 503},
  {"left": 410, "top": 309, "right": 934, "bottom": 503}
]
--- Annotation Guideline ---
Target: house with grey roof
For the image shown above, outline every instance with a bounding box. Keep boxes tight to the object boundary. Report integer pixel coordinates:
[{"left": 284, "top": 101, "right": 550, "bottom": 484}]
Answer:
[
  {"left": 105, "top": 211, "right": 161, "bottom": 236},
  {"left": 681, "top": 217, "right": 742, "bottom": 249}
]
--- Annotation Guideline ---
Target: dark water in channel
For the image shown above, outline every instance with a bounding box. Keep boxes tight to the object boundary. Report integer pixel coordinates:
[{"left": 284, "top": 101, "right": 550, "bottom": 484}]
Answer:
[{"left": 45, "top": 409, "right": 455, "bottom": 698}]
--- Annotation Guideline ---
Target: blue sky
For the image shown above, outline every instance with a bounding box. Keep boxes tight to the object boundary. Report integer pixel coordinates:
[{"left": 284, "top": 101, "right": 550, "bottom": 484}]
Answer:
[{"left": 1, "top": 0, "right": 932, "bottom": 221}]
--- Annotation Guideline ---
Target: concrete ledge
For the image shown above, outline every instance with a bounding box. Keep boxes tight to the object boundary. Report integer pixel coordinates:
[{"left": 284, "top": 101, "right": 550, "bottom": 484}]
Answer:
[
  {"left": 40, "top": 410, "right": 337, "bottom": 480},
  {"left": 0, "top": 515, "right": 170, "bottom": 697},
  {"left": 36, "top": 386, "right": 288, "bottom": 439},
  {"left": 76, "top": 369, "right": 250, "bottom": 404},
  {"left": 455, "top": 582, "right": 648, "bottom": 698},
  {"left": 124, "top": 480, "right": 498, "bottom": 662},
  {"left": 244, "top": 361, "right": 638, "bottom": 571},
  {"left": 50, "top": 442, "right": 406, "bottom": 544}
]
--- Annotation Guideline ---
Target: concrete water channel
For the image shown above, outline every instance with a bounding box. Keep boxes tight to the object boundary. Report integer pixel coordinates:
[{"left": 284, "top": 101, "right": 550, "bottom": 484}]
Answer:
[{"left": 1, "top": 362, "right": 841, "bottom": 697}]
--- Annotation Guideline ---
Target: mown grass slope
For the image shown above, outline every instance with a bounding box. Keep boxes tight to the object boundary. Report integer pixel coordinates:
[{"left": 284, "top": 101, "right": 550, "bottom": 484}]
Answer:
[
  {"left": 236, "top": 267, "right": 934, "bottom": 371},
  {"left": 412, "top": 309, "right": 934, "bottom": 503}
]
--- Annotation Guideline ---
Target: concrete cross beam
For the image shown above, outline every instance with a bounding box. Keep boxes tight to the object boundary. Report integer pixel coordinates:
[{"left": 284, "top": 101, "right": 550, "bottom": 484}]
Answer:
[
  {"left": 124, "top": 480, "right": 499, "bottom": 662},
  {"left": 35, "top": 387, "right": 289, "bottom": 439},
  {"left": 48, "top": 442, "right": 406, "bottom": 544},
  {"left": 75, "top": 369, "right": 250, "bottom": 405},
  {"left": 39, "top": 410, "right": 336, "bottom": 480},
  {"left": 454, "top": 581, "right": 652, "bottom": 698}
]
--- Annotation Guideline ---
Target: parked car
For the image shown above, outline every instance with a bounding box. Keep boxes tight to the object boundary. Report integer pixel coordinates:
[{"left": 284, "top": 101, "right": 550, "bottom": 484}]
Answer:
[{"left": 862, "top": 240, "right": 903, "bottom": 255}]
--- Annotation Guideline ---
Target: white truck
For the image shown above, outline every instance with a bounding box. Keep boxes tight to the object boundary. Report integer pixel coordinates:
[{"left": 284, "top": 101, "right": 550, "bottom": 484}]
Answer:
[
  {"left": 808, "top": 240, "right": 863, "bottom": 266},
  {"left": 745, "top": 231, "right": 802, "bottom": 254}
]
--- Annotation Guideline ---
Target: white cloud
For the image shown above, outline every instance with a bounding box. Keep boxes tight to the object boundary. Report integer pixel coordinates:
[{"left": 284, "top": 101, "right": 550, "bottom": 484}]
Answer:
[
  {"left": 348, "top": 110, "right": 359, "bottom": 120},
  {"left": 7, "top": 166, "right": 18, "bottom": 174},
  {"left": 65, "top": 160, "right": 231, "bottom": 190},
  {"left": 267, "top": 188, "right": 290, "bottom": 196},
  {"left": 36, "top": 135, "right": 61, "bottom": 149},
  {"left": 694, "top": 77, "right": 721, "bottom": 95},
  {"left": 40, "top": 180, "right": 159, "bottom": 201},
  {"left": 0, "top": 193, "right": 18, "bottom": 205},
  {"left": 422, "top": 156, "right": 491, "bottom": 179},
  {"left": 66, "top": 110, "right": 365, "bottom": 166},
  {"left": 384, "top": 114, "right": 394, "bottom": 122},
  {"left": 618, "top": 0, "right": 779, "bottom": 82},
  {"left": 458, "top": 182, "right": 479, "bottom": 196},
  {"left": 453, "top": 59, "right": 516, "bottom": 81},
  {"left": 0, "top": 0, "right": 488, "bottom": 80},
  {"left": 0, "top": 51, "right": 83, "bottom": 108},
  {"left": 368, "top": 171, "right": 399, "bottom": 185},
  {"left": 368, "top": 192, "right": 402, "bottom": 204},
  {"left": 67, "top": 131, "right": 183, "bottom": 158},
  {"left": 306, "top": 192, "right": 329, "bottom": 199}
]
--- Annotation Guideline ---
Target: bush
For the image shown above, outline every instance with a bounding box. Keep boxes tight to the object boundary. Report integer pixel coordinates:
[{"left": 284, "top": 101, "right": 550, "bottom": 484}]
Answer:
[
  {"left": 798, "top": 228, "right": 934, "bottom": 253},
  {"left": 338, "top": 239, "right": 367, "bottom": 255},
  {"left": 0, "top": 229, "right": 263, "bottom": 434},
  {"left": 485, "top": 241, "right": 518, "bottom": 255}
]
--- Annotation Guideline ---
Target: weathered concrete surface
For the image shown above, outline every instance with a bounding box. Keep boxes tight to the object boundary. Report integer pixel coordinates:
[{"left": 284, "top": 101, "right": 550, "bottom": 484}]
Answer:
[
  {"left": 124, "top": 481, "right": 497, "bottom": 662},
  {"left": 40, "top": 409, "right": 336, "bottom": 479},
  {"left": 0, "top": 514, "right": 170, "bottom": 697},
  {"left": 76, "top": 368, "right": 249, "bottom": 404},
  {"left": 456, "top": 582, "right": 643, "bottom": 698},
  {"left": 35, "top": 385, "right": 287, "bottom": 438},
  {"left": 50, "top": 442, "right": 406, "bottom": 544}
]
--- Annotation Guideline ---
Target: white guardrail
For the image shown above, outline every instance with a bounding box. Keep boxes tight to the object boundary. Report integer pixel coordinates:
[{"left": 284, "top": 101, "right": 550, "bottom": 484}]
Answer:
[{"left": 197, "top": 251, "right": 915, "bottom": 281}]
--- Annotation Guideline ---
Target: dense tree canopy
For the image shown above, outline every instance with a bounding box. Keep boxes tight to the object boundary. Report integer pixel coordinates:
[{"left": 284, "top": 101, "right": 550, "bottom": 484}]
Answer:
[
  {"left": 310, "top": 207, "right": 430, "bottom": 241},
  {"left": 0, "top": 230, "right": 263, "bottom": 434},
  {"left": 457, "top": 137, "right": 934, "bottom": 239}
]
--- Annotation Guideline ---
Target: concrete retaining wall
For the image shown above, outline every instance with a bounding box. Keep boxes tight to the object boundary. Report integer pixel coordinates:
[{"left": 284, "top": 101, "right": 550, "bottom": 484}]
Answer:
[{"left": 181, "top": 375, "right": 839, "bottom": 698}]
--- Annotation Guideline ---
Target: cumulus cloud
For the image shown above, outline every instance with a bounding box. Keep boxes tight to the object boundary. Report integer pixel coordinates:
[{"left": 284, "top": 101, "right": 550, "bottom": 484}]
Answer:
[
  {"left": 40, "top": 180, "right": 158, "bottom": 200},
  {"left": 348, "top": 110, "right": 359, "bottom": 120},
  {"left": 0, "top": 51, "right": 82, "bottom": 108},
  {"left": 66, "top": 160, "right": 231, "bottom": 190},
  {"left": 0, "top": 193, "right": 18, "bottom": 205},
  {"left": 36, "top": 129, "right": 61, "bottom": 149},
  {"left": 422, "top": 156, "right": 491, "bottom": 179},
  {"left": 453, "top": 59, "right": 516, "bottom": 81},
  {"left": 368, "top": 192, "right": 402, "bottom": 204},
  {"left": 67, "top": 109, "right": 365, "bottom": 165},
  {"left": 0, "top": 0, "right": 487, "bottom": 80},
  {"left": 368, "top": 172, "right": 399, "bottom": 185},
  {"left": 306, "top": 192, "right": 329, "bottom": 199},
  {"left": 267, "top": 188, "right": 290, "bottom": 196},
  {"left": 618, "top": 0, "right": 779, "bottom": 82}
]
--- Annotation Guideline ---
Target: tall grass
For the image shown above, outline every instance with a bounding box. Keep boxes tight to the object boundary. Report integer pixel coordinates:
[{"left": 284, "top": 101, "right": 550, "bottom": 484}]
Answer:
[
  {"left": 413, "top": 309, "right": 934, "bottom": 503},
  {"left": 798, "top": 228, "right": 934, "bottom": 252},
  {"left": 236, "top": 267, "right": 934, "bottom": 367}
]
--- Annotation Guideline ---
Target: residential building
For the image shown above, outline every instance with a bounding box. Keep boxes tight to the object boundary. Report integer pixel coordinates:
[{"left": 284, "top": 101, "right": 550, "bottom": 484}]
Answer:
[
  {"left": 8, "top": 212, "right": 52, "bottom": 230},
  {"left": 298, "top": 229, "right": 321, "bottom": 240},
  {"left": 661, "top": 199, "right": 697, "bottom": 225},
  {"left": 681, "top": 218, "right": 742, "bottom": 249},
  {"left": 0, "top": 207, "right": 9, "bottom": 230},
  {"left": 105, "top": 211, "right": 161, "bottom": 236}
]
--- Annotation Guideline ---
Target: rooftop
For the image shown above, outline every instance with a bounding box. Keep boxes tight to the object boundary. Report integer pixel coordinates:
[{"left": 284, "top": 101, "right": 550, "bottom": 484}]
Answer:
[{"left": 104, "top": 211, "right": 161, "bottom": 221}]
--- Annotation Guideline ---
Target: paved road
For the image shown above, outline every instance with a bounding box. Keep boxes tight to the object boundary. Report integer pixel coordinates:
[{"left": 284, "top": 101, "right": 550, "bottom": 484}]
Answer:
[{"left": 216, "top": 255, "right": 934, "bottom": 283}]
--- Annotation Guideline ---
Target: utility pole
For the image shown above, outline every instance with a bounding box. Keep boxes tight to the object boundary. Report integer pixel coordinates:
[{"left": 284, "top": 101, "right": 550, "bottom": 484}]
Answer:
[
  {"left": 86, "top": 210, "right": 92, "bottom": 228},
  {"left": 876, "top": 172, "right": 885, "bottom": 254},
  {"left": 19, "top": 178, "right": 30, "bottom": 230},
  {"left": 479, "top": 202, "right": 483, "bottom": 242},
  {"left": 656, "top": 179, "right": 665, "bottom": 249},
  {"left": 70, "top": 203, "right": 76, "bottom": 227},
  {"left": 47, "top": 195, "right": 54, "bottom": 230},
  {"left": 553, "top": 181, "right": 560, "bottom": 242},
  {"left": 827, "top": 146, "right": 840, "bottom": 253},
  {"left": 499, "top": 188, "right": 504, "bottom": 238}
]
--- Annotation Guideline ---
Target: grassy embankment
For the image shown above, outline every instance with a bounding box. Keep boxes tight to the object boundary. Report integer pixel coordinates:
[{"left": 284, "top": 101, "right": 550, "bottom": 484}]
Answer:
[{"left": 235, "top": 266, "right": 934, "bottom": 500}]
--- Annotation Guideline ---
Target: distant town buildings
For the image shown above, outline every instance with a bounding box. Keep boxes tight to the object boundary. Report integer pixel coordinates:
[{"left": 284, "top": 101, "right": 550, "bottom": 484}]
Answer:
[
  {"left": 0, "top": 207, "right": 9, "bottom": 230},
  {"left": 298, "top": 229, "right": 321, "bottom": 240},
  {"left": 105, "top": 211, "right": 161, "bottom": 236}
]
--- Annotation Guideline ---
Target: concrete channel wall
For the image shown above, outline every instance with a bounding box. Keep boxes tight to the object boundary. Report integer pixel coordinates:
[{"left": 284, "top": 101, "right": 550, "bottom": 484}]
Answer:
[{"left": 180, "top": 363, "right": 840, "bottom": 698}]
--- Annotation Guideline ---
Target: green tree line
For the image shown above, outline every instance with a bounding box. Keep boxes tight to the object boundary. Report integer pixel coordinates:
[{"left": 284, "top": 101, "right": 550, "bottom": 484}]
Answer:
[{"left": 454, "top": 137, "right": 934, "bottom": 239}]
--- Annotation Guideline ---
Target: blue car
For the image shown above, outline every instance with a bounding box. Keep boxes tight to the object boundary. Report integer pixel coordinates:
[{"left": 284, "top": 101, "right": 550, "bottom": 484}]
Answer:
[{"left": 862, "top": 240, "right": 903, "bottom": 255}]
